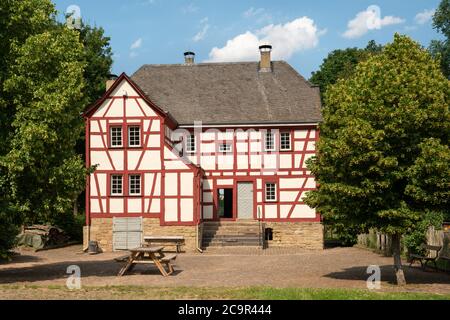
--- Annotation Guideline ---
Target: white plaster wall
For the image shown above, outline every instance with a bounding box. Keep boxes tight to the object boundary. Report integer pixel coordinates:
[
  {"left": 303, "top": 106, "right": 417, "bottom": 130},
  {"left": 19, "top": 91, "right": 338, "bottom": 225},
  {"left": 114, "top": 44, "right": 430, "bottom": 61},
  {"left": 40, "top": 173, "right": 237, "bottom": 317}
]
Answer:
[
  {"left": 128, "top": 199, "right": 141, "bottom": 213},
  {"left": 180, "top": 199, "right": 194, "bottom": 222},
  {"left": 110, "top": 198, "right": 124, "bottom": 213},
  {"left": 165, "top": 173, "right": 178, "bottom": 196},
  {"left": 164, "top": 199, "right": 178, "bottom": 221},
  {"left": 180, "top": 172, "right": 194, "bottom": 196}
]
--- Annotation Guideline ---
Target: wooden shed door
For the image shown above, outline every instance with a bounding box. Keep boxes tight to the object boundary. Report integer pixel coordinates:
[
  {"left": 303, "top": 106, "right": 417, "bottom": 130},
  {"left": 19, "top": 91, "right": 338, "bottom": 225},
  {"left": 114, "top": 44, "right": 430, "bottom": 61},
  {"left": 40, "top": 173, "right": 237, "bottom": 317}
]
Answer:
[{"left": 113, "top": 217, "right": 143, "bottom": 251}]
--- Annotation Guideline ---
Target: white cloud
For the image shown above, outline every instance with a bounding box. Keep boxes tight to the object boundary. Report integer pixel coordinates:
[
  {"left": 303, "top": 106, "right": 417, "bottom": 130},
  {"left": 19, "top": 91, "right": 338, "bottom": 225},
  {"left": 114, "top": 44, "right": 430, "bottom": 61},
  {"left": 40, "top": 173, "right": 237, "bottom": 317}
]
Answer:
[
  {"left": 193, "top": 18, "right": 210, "bottom": 42},
  {"left": 206, "top": 17, "right": 325, "bottom": 63},
  {"left": 415, "top": 9, "right": 435, "bottom": 25},
  {"left": 130, "top": 38, "right": 143, "bottom": 50},
  {"left": 343, "top": 5, "right": 405, "bottom": 39}
]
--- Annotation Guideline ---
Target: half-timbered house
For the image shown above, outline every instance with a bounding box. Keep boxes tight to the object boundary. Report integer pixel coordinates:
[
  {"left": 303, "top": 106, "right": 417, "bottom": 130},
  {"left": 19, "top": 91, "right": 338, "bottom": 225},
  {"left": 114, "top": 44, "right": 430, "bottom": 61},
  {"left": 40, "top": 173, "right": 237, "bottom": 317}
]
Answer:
[{"left": 83, "top": 45, "right": 323, "bottom": 252}]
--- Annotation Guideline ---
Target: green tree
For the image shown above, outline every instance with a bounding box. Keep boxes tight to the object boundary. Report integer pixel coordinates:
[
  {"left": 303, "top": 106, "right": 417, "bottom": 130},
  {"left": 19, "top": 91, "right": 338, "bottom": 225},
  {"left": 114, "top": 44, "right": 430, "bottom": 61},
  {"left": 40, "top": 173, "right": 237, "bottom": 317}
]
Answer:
[
  {"left": 305, "top": 34, "right": 450, "bottom": 285},
  {"left": 0, "top": 0, "right": 110, "bottom": 255},
  {"left": 310, "top": 40, "right": 382, "bottom": 99},
  {"left": 430, "top": 0, "right": 450, "bottom": 78},
  {"left": 3, "top": 28, "right": 88, "bottom": 224}
]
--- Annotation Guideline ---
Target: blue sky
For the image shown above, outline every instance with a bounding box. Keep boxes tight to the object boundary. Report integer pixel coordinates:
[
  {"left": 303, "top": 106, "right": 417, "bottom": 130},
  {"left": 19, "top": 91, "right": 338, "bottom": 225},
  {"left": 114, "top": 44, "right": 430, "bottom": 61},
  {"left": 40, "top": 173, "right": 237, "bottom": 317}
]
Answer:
[{"left": 55, "top": 0, "right": 444, "bottom": 78}]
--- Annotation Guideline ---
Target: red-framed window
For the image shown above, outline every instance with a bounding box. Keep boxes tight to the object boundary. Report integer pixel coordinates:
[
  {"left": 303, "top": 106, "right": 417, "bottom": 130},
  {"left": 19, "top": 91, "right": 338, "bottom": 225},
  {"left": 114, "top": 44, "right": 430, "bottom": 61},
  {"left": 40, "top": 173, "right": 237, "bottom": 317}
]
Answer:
[
  {"left": 280, "top": 131, "right": 291, "bottom": 151},
  {"left": 265, "top": 182, "right": 277, "bottom": 202},
  {"left": 110, "top": 126, "right": 123, "bottom": 148},
  {"left": 111, "top": 174, "right": 123, "bottom": 196},
  {"left": 128, "top": 125, "right": 141, "bottom": 147},
  {"left": 128, "top": 174, "right": 142, "bottom": 196}
]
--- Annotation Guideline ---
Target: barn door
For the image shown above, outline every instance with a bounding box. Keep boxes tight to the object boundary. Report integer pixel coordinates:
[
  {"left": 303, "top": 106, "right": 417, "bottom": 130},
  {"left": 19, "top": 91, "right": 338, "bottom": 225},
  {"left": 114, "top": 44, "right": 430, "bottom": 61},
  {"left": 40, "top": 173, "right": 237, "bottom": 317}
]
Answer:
[
  {"left": 113, "top": 217, "right": 143, "bottom": 251},
  {"left": 237, "top": 182, "right": 254, "bottom": 220}
]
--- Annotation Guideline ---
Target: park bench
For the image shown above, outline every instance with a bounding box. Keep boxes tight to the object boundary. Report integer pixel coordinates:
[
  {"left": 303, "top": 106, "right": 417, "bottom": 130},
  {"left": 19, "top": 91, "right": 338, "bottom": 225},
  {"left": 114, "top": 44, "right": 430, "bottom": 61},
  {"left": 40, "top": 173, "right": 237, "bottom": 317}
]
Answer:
[
  {"left": 144, "top": 236, "right": 185, "bottom": 253},
  {"left": 409, "top": 244, "right": 442, "bottom": 270}
]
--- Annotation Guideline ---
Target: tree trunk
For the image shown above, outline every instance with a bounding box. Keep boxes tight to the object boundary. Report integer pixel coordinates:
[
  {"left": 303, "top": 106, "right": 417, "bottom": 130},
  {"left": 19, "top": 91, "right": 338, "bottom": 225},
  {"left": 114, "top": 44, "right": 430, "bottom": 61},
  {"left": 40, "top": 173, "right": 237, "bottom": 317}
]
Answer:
[{"left": 392, "top": 233, "right": 406, "bottom": 285}]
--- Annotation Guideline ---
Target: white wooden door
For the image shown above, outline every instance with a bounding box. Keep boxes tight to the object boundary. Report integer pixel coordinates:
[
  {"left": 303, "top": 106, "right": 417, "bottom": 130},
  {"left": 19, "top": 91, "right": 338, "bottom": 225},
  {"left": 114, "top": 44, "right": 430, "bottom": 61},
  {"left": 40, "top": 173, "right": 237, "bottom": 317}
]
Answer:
[
  {"left": 113, "top": 217, "right": 143, "bottom": 251},
  {"left": 237, "top": 182, "right": 254, "bottom": 219}
]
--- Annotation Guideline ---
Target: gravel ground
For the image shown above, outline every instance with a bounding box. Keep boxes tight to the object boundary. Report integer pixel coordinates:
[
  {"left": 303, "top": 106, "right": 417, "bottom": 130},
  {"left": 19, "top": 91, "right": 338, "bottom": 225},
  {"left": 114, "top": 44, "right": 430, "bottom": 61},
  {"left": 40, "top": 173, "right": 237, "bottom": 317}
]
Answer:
[{"left": 0, "top": 245, "right": 449, "bottom": 296}]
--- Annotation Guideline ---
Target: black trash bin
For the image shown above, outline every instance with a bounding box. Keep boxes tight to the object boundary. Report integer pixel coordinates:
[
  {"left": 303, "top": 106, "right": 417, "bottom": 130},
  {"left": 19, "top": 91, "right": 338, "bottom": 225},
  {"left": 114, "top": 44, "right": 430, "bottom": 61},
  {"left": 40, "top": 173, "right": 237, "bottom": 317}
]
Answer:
[{"left": 88, "top": 240, "right": 99, "bottom": 255}]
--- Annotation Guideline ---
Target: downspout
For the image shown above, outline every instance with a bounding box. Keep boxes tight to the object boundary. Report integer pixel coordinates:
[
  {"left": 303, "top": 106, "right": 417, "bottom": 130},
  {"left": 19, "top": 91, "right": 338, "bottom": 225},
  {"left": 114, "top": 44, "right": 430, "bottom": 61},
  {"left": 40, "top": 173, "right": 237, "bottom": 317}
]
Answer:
[{"left": 196, "top": 169, "right": 203, "bottom": 253}]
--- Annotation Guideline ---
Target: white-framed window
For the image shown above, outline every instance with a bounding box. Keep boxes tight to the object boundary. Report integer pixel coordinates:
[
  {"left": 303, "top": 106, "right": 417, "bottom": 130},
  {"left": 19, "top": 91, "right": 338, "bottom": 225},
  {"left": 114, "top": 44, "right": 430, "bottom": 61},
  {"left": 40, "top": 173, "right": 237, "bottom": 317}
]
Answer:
[
  {"left": 129, "top": 174, "right": 141, "bottom": 196},
  {"left": 265, "top": 182, "right": 277, "bottom": 202},
  {"left": 128, "top": 126, "right": 141, "bottom": 147},
  {"left": 280, "top": 132, "right": 291, "bottom": 151},
  {"left": 186, "top": 134, "right": 196, "bottom": 153},
  {"left": 111, "top": 175, "right": 123, "bottom": 196},
  {"left": 110, "top": 127, "right": 123, "bottom": 147},
  {"left": 265, "top": 131, "right": 275, "bottom": 151},
  {"left": 219, "top": 143, "right": 232, "bottom": 153}
]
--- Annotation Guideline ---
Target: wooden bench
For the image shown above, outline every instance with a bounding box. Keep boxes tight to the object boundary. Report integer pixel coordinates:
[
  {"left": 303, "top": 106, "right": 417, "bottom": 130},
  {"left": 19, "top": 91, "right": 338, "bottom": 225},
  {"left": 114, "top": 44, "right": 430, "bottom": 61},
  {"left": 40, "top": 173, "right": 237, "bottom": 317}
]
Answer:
[
  {"left": 409, "top": 245, "right": 442, "bottom": 270},
  {"left": 160, "top": 253, "right": 178, "bottom": 274},
  {"left": 144, "top": 236, "right": 185, "bottom": 253}
]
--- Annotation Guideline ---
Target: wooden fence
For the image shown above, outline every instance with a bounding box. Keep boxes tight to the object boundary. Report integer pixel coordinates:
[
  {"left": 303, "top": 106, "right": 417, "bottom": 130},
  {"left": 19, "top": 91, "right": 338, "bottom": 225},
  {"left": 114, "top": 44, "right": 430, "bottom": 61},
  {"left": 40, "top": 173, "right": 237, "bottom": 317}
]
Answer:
[{"left": 358, "top": 227, "right": 450, "bottom": 259}]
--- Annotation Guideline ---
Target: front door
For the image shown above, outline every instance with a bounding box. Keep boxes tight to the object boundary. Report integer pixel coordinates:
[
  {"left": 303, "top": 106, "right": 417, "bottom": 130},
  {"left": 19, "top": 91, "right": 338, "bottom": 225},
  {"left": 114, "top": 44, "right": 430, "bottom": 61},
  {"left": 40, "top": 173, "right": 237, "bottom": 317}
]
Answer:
[{"left": 237, "top": 182, "right": 254, "bottom": 219}]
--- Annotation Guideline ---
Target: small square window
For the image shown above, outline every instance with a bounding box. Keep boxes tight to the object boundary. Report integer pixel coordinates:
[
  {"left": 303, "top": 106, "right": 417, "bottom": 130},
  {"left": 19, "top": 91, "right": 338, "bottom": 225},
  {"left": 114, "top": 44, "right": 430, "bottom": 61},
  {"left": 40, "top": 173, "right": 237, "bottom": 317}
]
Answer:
[
  {"left": 265, "top": 131, "right": 275, "bottom": 151},
  {"left": 219, "top": 143, "right": 232, "bottom": 153},
  {"left": 129, "top": 175, "right": 141, "bottom": 196},
  {"left": 128, "top": 126, "right": 141, "bottom": 147},
  {"left": 110, "top": 127, "right": 122, "bottom": 147},
  {"left": 186, "top": 134, "right": 196, "bottom": 153},
  {"left": 265, "top": 183, "right": 277, "bottom": 202},
  {"left": 280, "top": 132, "right": 291, "bottom": 150},
  {"left": 111, "top": 175, "right": 123, "bottom": 195}
]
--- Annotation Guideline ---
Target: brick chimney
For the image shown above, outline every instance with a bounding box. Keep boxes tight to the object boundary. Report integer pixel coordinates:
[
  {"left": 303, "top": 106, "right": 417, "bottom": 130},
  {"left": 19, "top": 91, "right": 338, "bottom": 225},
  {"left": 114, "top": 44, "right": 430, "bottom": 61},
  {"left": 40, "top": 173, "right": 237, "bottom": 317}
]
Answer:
[
  {"left": 184, "top": 51, "right": 195, "bottom": 65},
  {"left": 259, "top": 45, "right": 272, "bottom": 72},
  {"left": 106, "top": 74, "right": 118, "bottom": 91}
]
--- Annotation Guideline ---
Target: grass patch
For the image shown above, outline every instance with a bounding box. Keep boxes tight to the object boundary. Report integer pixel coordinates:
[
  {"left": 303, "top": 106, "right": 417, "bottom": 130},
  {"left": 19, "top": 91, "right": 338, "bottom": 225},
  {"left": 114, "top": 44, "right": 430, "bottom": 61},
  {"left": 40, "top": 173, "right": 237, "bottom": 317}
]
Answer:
[{"left": 0, "top": 285, "right": 449, "bottom": 300}]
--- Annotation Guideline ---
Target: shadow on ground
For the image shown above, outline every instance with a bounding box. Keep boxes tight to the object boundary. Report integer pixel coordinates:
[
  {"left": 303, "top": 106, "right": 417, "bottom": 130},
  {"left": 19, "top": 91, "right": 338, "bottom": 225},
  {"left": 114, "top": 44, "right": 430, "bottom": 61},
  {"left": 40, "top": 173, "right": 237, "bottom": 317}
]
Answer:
[
  {"left": 324, "top": 264, "right": 450, "bottom": 285},
  {"left": 0, "top": 258, "right": 183, "bottom": 284}
]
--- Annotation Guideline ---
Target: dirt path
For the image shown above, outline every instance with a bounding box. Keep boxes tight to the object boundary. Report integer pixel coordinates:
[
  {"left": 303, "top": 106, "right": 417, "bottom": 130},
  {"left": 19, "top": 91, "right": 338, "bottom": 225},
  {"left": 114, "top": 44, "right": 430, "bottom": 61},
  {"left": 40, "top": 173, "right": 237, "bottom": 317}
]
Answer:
[{"left": 0, "top": 245, "right": 449, "bottom": 296}]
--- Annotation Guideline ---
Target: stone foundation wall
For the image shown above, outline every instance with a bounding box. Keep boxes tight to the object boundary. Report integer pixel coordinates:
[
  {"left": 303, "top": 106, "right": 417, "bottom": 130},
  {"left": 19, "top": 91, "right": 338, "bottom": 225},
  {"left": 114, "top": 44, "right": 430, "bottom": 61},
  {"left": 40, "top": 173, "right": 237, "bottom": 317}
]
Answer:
[
  {"left": 264, "top": 222, "right": 324, "bottom": 250},
  {"left": 143, "top": 219, "right": 199, "bottom": 252},
  {"left": 85, "top": 218, "right": 323, "bottom": 252},
  {"left": 86, "top": 218, "right": 199, "bottom": 252}
]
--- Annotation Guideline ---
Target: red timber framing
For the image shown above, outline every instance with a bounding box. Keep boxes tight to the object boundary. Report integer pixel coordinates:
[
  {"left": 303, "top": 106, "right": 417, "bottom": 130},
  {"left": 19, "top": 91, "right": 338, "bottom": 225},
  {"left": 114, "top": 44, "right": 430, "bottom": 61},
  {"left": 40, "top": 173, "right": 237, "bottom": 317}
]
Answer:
[
  {"left": 83, "top": 73, "right": 201, "bottom": 227},
  {"left": 83, "top": 72, "right": 320, "bottom": 228},
  {"left": 198, "top": 126, "right": 320, "bottom": 223}
]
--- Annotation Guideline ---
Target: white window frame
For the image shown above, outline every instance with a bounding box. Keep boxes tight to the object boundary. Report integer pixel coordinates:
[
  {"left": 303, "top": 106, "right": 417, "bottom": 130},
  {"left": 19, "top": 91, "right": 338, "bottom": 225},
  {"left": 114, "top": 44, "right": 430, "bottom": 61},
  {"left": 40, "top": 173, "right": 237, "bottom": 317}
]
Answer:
[
  {"left": 280, "top": 132, "right": 292, "bottom": 151},
  {"left": 264, "top": 131, "right": 276, "bottom": 151},
  {"left": 265, "top": 182, "right": 277, "bottom": 202},
  {"left": 219, "top": 143, "right": 232, "bottom": 153},
  {"left": 128, "top": 174, "right": 141, "bottom": 196},
  {"left": 128, "top": 125, "right": 141, "bottom": 147},
  {"left": 110, "top": 126, "right": 123, "bottom": 148},
  {"left": 111, "top": 175, "right": 123, "bottom": 196},
  {"left": 186, "top": 134, "right": 196, "bottom": 153}
]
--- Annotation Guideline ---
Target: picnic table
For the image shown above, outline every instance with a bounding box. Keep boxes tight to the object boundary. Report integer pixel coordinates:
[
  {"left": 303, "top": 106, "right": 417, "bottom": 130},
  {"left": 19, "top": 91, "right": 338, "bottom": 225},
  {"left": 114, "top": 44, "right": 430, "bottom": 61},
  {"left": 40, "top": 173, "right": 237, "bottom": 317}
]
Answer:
[
  {"left": 117, "top": 246, "right": 177, "bottom": 277},
  {"left": 143, "top": 236, "right": 185, "bottom": 253}
]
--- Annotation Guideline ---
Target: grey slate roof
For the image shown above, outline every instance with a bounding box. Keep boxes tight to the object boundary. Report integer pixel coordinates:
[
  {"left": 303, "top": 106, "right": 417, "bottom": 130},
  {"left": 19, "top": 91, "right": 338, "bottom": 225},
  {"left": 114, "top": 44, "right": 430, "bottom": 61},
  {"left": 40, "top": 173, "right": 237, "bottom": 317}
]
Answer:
[{"left": 131, "top": 61, "right": 322, "bottom": 125}]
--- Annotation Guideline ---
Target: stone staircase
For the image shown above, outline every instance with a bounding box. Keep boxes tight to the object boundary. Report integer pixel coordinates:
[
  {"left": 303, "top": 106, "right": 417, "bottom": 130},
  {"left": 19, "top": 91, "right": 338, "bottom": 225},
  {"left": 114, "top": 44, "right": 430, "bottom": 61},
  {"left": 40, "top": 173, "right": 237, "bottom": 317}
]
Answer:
[{"left": 201, "top": 221, "right": 264, "bottom": 249}]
